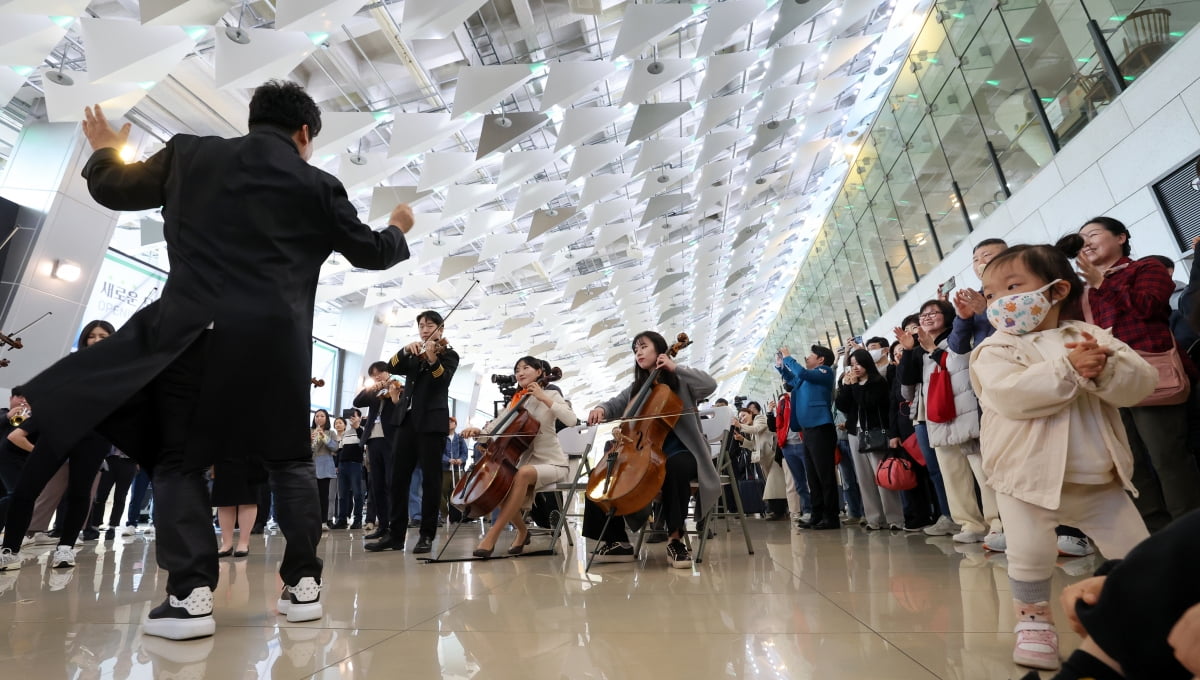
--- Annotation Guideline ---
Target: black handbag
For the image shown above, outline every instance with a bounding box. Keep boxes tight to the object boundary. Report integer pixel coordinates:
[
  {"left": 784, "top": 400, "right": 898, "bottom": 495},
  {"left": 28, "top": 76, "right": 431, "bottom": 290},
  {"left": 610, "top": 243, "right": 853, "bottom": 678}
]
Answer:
[
  {"left": 858, "top": 392, "right": 891, "bottom": 453},
  {"left": 859, "top": 428, "right": 890, "bottom": 453}
]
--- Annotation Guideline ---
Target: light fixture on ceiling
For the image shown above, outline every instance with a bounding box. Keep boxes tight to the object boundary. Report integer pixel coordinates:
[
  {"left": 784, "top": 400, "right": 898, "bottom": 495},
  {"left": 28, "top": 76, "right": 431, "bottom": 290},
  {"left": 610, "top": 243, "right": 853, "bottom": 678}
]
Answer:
[
  {"left": 52, "top": 258, "right": 82, "bottom": 282},
  {"left": 45, "top": 43, "right": 75, "bottom": 86},
  {"left": 226, "top": 0, "right": 251, "bottom": 44},
  {"left": 493, "top": 116, "right": 513, "bottom": 128},
  {"left": 646, "top": 61, "right": 665, "bottom": 75}
]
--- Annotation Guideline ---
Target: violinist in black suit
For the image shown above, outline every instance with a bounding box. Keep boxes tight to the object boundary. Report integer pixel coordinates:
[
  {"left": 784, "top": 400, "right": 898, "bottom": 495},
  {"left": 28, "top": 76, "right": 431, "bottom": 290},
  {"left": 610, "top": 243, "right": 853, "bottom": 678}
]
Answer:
[
  {"left": 365, "top": 311, "right": 459, "bottom": 554},
  {"left": 353, "top": 360, "right": 399, "bottom": 538},
  {"left": 5, "top": 81, "right": 413, "bottom": 640}
]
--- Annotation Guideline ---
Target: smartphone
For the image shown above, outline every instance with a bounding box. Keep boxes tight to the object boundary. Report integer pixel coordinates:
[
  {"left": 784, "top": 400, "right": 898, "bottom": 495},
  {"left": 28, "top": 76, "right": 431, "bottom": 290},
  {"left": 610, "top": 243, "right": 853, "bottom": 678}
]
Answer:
[
  {"left": 852, "top": 335, "right": 863, "bottom": 345},
  {"left": 341, "top": 408, "right": 356, "bottom": 419},
  {"left": 938, "top": 275, "right": 957, "bottom": 297}
]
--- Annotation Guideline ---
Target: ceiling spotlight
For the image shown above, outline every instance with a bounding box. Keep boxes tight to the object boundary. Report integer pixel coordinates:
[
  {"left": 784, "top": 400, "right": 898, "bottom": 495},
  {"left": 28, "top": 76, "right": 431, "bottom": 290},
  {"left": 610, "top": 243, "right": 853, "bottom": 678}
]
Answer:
[
  {"left": 646, "top": 61, "right": 665, "bottom": 75},
  {"left": 656, "top": 175, "right": 670, "bottom": 183},
  {"left": 52, "top": 258, "right": 82, "bottom": 282},
  {"left": 754, "top": 177, "right": 767, "bottom": 185},
  {"left": 874, "top": 66, "right": 888, "bottom": 76},
  {"left": 494, "top": 116, "right": 513, "bottom": 128},
  {"left": 544, "top": 208, "right": 558, "bottom": 216},
  {"left": 225, "top": 26, "right": 251, "bottom": 44},
  {"left": 766, "top": 120, "right": 780, "bottom": 130},
  {"left": 348, "top": 154, "right": 367, "bottom": 166}
]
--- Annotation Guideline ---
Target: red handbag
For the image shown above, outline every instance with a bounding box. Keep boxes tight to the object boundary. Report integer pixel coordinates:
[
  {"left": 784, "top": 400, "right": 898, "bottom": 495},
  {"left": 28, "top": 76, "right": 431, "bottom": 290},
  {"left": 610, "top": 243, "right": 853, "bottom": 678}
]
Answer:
[
  {"left": 876, "top": 453, "right": 918, "bottom": 491},
  {"left": 901, "top": 433, "right": 926, "bottom": 466},
  {"left": 926, "top": 352, "right": 957, "bottom": 424}
]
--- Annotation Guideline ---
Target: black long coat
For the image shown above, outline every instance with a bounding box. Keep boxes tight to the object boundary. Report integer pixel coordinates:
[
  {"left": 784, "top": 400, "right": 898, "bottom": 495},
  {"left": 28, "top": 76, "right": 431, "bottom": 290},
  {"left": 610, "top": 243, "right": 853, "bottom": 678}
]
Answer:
[{"left": 23, "top": 127, "right": 409, "bottom": 469}]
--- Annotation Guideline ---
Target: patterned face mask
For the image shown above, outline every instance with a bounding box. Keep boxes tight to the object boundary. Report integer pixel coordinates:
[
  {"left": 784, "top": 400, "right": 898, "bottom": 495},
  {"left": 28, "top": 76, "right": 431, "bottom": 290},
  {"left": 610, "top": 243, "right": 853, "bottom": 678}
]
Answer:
[{"left": 986, "top": 279, "right": 1062, "bottom": 335}]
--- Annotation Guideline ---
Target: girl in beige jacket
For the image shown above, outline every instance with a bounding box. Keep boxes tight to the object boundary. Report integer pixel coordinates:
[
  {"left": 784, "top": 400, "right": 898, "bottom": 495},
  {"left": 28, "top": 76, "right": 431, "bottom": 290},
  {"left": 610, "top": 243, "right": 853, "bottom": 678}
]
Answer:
[
  {"left": 461, "top": 356, "right": 575, "bottom": 558},
  {"left": 969, "top": 245, "right": 1157, "bottom": 673}
]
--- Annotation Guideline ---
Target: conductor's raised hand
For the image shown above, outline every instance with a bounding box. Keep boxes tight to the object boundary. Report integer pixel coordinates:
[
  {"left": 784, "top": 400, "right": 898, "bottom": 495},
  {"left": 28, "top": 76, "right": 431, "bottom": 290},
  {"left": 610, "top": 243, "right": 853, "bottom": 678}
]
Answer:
[
  {"left": 390, "top": 203, "right": 415, "bottom": 233},
  {"left": 82, "top": 105, "right": 131, "bottom": 152}
]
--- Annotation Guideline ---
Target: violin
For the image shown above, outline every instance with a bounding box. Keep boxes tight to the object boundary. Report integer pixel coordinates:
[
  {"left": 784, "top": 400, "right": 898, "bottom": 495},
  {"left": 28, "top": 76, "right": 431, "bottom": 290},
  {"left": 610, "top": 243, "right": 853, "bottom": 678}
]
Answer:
[
  {"left": 0, "top": 311, "right": 52, "bottom": 369},
  {"left": 450, "top": 365, "right": 562, "bottom": 519},
  {"left": 310, "top": 377, "right": 325, "bottom": 387},
  {"left": 586, "top": 332, "right": 692, "bottom": 517}
]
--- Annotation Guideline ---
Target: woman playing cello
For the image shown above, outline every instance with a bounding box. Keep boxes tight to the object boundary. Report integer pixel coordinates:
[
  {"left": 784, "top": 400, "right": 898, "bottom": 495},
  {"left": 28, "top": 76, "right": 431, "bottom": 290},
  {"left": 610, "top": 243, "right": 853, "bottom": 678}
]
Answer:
[
  {"left": 584, "top": 331, "right": 719, "bottom": 568},
  {"left": 460, "top": 356, "right": 575, "bottom": 557}
]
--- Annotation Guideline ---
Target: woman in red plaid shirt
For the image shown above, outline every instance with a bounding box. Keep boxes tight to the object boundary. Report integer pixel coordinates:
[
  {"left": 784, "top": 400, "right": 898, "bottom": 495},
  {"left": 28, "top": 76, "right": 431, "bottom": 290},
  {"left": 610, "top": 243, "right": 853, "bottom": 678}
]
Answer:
[{"left": 1077, "top": 217, "right": 1200, "bottom": 532}]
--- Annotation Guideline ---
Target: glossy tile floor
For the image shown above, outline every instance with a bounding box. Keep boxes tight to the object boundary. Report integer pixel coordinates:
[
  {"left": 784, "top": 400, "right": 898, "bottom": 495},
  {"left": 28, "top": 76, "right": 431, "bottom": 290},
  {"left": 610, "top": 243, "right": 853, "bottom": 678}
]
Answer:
[{"left": 0, "top": 518, "right": 1096, "bottom": 679}]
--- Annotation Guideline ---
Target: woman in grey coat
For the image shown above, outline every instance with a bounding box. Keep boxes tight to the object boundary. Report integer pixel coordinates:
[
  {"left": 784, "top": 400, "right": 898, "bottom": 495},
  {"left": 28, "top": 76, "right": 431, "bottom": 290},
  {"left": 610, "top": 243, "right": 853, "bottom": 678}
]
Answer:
[{"left": 584, "top": 331, "right": 719, "bottom": 568}]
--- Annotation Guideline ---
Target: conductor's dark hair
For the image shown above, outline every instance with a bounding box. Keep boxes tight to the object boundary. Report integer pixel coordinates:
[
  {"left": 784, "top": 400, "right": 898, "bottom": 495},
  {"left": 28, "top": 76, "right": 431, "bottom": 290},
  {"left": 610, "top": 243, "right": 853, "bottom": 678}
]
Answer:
[
  {"left": 417, "top": 310, "right": 444, "bottom": 326},
  {"left": 77, "top": 320, "right": 116, "bottom": 351},
  {"left": 248, "top": 80, "right": 322, "bottom": 137}
]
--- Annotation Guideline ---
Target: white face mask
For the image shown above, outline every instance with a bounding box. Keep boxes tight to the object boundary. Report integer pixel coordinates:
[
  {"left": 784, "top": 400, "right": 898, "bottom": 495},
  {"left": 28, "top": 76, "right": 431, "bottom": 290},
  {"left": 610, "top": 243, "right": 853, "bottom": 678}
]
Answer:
[
  {"left": 868, "top": 348, "right": 886, "bottom": 362},
  {"left": 986, "top": 279, "right": 1062, "bottom": 335}
]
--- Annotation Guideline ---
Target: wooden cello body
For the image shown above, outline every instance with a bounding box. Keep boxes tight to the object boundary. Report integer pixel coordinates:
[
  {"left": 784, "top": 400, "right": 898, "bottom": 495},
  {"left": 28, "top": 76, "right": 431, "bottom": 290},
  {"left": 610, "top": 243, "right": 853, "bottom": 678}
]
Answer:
[
  {"left": 450, "top": 367, "right": 562, "bottom": 519},
  {"left": 586, "top": 333, "right": 691, "bottom": 517}
]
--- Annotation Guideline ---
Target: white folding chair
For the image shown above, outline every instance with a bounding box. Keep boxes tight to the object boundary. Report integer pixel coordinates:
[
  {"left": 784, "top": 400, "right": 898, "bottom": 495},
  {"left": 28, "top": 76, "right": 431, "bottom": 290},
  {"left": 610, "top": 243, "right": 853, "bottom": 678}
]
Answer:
[
  {"left": 694, "top": 406, "right": 754, "bottom": 562},
  {"left": 548, "top": 423, "right": 598, "bottom": 553}
]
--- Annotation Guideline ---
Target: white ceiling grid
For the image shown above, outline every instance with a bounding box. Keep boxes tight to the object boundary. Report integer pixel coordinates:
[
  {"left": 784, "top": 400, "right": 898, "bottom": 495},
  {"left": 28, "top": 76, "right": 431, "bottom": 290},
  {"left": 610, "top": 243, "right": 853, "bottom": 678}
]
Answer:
[{"left": 1, "top": 0, "right": 932, "bottom": 414}]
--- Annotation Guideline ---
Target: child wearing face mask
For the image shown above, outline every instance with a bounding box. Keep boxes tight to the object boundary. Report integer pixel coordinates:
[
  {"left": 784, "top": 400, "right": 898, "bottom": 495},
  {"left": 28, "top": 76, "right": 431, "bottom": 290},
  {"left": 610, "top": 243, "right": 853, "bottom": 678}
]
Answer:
[{"left": 968, "top": 244, "right": 1158, "bottom": 672}]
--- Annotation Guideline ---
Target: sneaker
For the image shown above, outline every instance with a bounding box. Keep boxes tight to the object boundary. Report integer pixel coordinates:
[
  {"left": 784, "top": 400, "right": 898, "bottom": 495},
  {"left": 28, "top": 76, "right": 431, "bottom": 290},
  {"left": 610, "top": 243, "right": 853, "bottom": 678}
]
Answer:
[
  {"left": 144, "top": 586, "right": 216, "bottom": 640},
  {"left": 952, "top": 529, "right": 986, "bottom": 544},
  {"left": 51, "top": 546, "right": 76, "bottom": 568},
  {"left": 0, "top": 547, "right": 21, "bottom": 571},
  {"left": 30, "top": 532, "right": 58, "bottom": 546},
  {"left": 105, "top": 528, "right": 115, "bottom": 541},
  {"left": 80, "top": 528, "right": 100, "bottom": 542},
  {"left": 799, "top": 513, "right": 812, "bottom": 524},
  {"left": 276, "top": 577, "right": 323, "bottom": 623},
  {"left": 1013, "top": 621, "right": 1060, "bottom": 670},
  {"left": 142, "top": 526, "right": 156, "bottom": 537},
  {"left": 121, "top": 526, "right": 137, "bottom": 536},
  {"left": 349, "top": 522, "right": 362, "bottom": 530},
  {"left": 923, "top": 516, "right": 959, "bottom": 537},
  {"left": 983, "top": 532, "right": 1007, "bottom": 553},
  {"left": 665, "top": 539, "right": 692, "bottom": 569},
  {"left": 1057, "top": 535, "right": 1094, "bottom": 557},
  {"left": 592, "top": 541, "right": 636, "bottom": 564}
]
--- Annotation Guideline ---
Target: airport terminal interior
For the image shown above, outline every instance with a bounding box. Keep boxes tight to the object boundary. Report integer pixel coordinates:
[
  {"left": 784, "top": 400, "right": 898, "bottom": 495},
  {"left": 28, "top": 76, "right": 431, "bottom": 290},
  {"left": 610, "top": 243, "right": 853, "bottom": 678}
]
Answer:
[{"left": 2, "top": 0, "right": 1200, "bottom": 677}]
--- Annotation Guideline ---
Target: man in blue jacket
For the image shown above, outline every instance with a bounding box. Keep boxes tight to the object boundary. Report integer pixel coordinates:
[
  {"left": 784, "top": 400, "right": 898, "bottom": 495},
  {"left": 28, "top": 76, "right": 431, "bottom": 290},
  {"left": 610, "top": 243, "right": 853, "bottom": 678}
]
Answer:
[{"left": 776, "top": 344, "right": 840, "bottom": 529}]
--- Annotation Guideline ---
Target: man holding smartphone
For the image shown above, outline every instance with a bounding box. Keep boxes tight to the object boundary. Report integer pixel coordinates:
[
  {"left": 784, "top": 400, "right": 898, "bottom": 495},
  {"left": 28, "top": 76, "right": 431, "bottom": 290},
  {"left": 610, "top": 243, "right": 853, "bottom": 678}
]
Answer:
[{"left": 775, "top": 344, "right": 840, "bottom": 530}]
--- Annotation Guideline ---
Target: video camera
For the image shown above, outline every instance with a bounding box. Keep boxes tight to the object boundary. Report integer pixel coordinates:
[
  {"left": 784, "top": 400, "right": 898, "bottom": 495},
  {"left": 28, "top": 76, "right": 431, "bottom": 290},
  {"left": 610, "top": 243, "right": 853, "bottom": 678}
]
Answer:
[{"left": 491, "top": 374, "right": 516, "bottom": 387}]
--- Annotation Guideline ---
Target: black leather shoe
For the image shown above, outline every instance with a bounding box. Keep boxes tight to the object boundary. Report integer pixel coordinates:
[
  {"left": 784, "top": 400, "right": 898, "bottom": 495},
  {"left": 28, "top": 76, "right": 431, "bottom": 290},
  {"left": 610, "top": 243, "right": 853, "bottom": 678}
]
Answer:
[
  {"left": 364, "top": 529, "right": 388, "bottom": 540},
  {"left": 364, "top": 534, "right": 405, "bottom": 552},
  {"left": 813, "top": 520, "right": 841, "bottom": 530},
  {"left": 413, "top": 537, "right": 433, "bottom": 554},
  {"left": 794, "top": 520, "right": 815, "bottom": 529}
]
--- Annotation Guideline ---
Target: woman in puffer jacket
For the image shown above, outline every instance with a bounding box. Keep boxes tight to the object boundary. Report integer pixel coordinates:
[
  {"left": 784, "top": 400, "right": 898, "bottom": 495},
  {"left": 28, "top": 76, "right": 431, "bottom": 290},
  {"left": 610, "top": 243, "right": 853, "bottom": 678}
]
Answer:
[{"left": 898, "top": 298, "right": 1005, "bottom": 549}]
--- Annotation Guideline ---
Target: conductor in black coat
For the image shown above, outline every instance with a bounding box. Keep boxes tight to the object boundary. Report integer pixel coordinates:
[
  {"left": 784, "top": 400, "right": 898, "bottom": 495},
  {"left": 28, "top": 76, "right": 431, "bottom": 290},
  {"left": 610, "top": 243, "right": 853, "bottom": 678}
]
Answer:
[
  {"left": 365, "top": 311, "right": 458, "bottom": 554},
  {"left": 8, "top": 82, "right": 413, "bottom": 639}
]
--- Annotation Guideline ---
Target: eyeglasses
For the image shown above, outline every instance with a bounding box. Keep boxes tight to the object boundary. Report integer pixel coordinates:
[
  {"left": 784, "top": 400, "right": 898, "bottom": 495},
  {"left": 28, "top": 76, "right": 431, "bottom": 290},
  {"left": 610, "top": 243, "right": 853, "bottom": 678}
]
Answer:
[{"left": 918, "top": 311, "right": 942, "bottom": 319}]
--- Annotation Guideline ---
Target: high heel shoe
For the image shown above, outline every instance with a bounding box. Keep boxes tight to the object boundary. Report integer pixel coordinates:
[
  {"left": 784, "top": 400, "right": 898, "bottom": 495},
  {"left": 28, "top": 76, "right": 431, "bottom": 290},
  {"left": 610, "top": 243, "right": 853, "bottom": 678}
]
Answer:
[
  {"left": 508, "top": 533, "right": 531, "bottom": 555},
  {"left": 472, "top": 545, "right": 494, "bottom": 558},
  {"left": 217, "top": 548, "right": 233, "bottom": 557},
  {"left": 233, "top": 549, "right": 250, "bottom": 557}
]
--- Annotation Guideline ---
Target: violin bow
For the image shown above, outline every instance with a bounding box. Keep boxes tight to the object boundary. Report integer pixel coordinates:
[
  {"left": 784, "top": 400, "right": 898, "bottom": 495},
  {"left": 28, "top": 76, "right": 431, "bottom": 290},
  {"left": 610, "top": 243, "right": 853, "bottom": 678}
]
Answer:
[{"left": 431, "top": 279, "right": 478, "bottom": 337}]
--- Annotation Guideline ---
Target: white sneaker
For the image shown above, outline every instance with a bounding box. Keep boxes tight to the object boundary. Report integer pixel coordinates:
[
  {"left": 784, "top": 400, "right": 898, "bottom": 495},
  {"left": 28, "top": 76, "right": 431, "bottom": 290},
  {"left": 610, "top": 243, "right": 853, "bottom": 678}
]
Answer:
[
  {"left": 953, "top": 530, "right": 986, "bottom": 544},
  {"left": 142, "top": 526, "right": 156, "bottom": 537},
  {"left": 1057, "top": 535, "right": 1094, "bottom": 557},
  {"left": 983, "top": 532, "right": 1007, "bottom": 552},
  {"left": 923, "top": 516, "right": 960, "bottom": 537},
  {"left": 0, "top": 548, "right": 21, "bottom": 571},
  {"left": 277, "top": 577, "right": 323, "bottom": 623},
  {"left": 121, "top": 526, "right": 137, "bottom": 536},
  {"left": 50, "top": 546, "right": 76, "bottom": 568},
  {"left": 144, "top": 586, "right": 216, "bottom": 640}
]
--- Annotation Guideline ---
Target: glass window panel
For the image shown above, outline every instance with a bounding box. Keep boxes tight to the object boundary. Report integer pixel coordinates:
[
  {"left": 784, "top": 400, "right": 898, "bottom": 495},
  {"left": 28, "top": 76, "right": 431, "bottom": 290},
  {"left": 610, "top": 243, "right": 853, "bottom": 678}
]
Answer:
[
  {"left": 871, "top": 110, "right": 905, "bottom": 174},
  {"left": 938, "top": 0, "right": 990, "bottom": 48},
  {"left": 1106, "top": 2, "right": 1197, "bottom": 81},
  {"left": 959, "top": 9, "right": 1046, "bottom": 196},
  {"left": 912, "top": 14, "right": 957, "bottom": 97},
  {"left": 890, "top": 65, "right": 927, "bottom": 142},
  {"left": 909, "top": 115, "right": 972, "bottom": 257},
  {"left": 930, "top": 75, "right": 1000, "bottom": 224}
]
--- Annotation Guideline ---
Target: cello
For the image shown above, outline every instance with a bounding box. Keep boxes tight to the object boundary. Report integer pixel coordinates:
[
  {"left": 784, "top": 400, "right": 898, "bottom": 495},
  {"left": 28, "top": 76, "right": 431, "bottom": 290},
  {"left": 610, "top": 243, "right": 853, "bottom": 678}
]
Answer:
[
  {"left": 450, "top": 365, "right": 563, "bottom": 519},
  {"left": 586, "top": 332, "right": 691, "bottom": 517}
]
